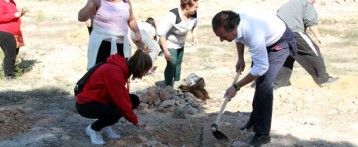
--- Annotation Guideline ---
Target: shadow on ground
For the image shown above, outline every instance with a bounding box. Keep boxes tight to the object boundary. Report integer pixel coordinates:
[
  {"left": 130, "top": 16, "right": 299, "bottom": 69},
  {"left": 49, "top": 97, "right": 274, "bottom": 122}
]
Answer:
[{"left": 0, "top": 59, "right": 37, "bottom": 79}]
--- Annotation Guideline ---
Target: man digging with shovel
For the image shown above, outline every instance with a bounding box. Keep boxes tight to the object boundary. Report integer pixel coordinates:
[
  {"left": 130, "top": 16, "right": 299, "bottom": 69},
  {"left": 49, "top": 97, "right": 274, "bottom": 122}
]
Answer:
[{"left": 211, "top": 10, "right": 297, "bottom": 146}]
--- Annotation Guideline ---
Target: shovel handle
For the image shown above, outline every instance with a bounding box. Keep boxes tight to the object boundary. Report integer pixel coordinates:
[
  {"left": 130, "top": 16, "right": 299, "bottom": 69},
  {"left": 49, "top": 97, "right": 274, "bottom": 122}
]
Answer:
[{"left": 214, "top": 72, "right": 241, "bottom": 125}]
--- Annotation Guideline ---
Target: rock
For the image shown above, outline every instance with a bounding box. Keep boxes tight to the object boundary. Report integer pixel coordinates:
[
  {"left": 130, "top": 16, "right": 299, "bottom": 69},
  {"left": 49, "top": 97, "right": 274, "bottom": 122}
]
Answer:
[
  {"left": 164, "top": 86, "right": 177, "bottom": 95},
  {"left": 186, "top": 105, "right": 199, "bottom": 115},
  {"left": 184, "top": 92, "right": 195, "bottom": 98},
  {"left": 191, "top": 101, "right": 201, "bottom": 108},
  {"left": 153, "top": 98, "right": 161, "bottom": 106},
  {"left": 185, "top": 96, "right": 194, "bottom": 103},
  {"left": 140, "top": 93, "right": 151, "bottom": 103},
  {"left": 147, "top": 91, "right": 156, "bottom": 97},
  {"left": 172, "top": 95, "right": 180, "bottom": 100},
  {"left": 159, "top": 100, "right": 176, "bottom": 108},
  {"left": 148, "top": 95, "right": 159, "bottom": 105},
  {"left": 146, "top": 86, "right": 158, "bottom": 93},
  {"left": 175, "top": 99, "right": 185, "bottom": 106},
  {"left": 171, "top": 108, "right": 186, "bottom": 119},
  {"left": 159, "top": 89, "right": 171, "bottom": 100}
]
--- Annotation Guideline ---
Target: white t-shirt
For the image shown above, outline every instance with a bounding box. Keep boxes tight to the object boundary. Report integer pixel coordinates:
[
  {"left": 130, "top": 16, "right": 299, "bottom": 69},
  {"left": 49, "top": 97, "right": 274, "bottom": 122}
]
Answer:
[
  {"left": 234, "top": 10, "right": 286, "bottom": 76},
  {"left": 137, "top": 21, "right": 156, "bottom": 37}
]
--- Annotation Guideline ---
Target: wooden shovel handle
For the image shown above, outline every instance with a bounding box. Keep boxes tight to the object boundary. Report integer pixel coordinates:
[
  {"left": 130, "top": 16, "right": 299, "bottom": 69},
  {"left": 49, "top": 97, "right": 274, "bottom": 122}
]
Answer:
[{"left": 214, "top": 72, "right": 241, "bottom": 124}]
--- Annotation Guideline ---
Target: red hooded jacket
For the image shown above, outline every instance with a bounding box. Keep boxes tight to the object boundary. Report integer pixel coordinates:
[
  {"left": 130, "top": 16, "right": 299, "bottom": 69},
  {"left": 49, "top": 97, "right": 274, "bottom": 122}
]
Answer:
[
  {"left": 76, "top": 54, "right": 138, "bottom": 125},
  {"left": 0, "top": 0, "right": 21, "bottom": 35}
]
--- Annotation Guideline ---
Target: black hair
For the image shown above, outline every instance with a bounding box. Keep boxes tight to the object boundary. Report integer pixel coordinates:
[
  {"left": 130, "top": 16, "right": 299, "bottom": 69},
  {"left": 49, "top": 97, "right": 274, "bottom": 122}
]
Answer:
[
  {"left": 212, "top": 10, "right": 240, "bottom": 32},
  {"left": 127, "top": 50, "right": 152, "bottom": 80}
]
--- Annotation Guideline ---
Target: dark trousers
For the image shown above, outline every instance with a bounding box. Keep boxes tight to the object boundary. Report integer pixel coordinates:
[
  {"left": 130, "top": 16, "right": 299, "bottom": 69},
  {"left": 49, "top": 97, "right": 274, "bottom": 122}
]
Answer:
[
  {"left": 0, "top": 31, "right": 18, "bottom": 77},
  {"left": 96, "top": 41, "right": 124, "bottom": 64},
  {"left": 164, "top": 47, "right": 184, "bottom": 86},
  {"left": 253, "top": 47, "right": 289, "bottom": 135},
  {"left": 252, "top": 25, "right": 295, "bottom": 135},
  {"left": 87, "top": 26, "right": 93, "bottom": 35},
  {"left": 275, "top": 32, "right": 330, "bottom": 86},
  {"left": 76, "top": 94, "right": 140, "bottom": 131}
]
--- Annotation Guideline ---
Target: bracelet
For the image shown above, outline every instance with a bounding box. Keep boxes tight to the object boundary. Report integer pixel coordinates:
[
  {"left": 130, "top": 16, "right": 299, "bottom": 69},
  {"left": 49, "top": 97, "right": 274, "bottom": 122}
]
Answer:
[{"left": 233, "top": 83, "right": 240, "bottom": 91}]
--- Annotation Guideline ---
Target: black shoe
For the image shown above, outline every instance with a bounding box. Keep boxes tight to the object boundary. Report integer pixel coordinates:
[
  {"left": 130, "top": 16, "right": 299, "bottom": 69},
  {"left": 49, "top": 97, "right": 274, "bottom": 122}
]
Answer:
[
  {"left": 240, "top": 115, "right": 253, "bottom": 131},
  {"left": 248, "top": 134, "right": 271, "bottom": 147},
  {"left": 319, "top": 77, "right": 339, "bottom": 87}
]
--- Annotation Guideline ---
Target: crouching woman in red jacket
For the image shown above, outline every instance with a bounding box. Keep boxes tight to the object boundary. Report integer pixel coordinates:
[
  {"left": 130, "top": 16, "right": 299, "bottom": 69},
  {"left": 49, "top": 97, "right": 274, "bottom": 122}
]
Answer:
[{"left": 75, "top": 49, "right": 152, "bottom": 145}]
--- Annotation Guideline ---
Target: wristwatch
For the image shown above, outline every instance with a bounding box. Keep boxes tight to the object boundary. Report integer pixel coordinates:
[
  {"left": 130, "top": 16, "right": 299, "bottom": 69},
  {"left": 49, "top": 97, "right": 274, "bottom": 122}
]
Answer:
[{"left": 233, "top": 83, "right": 240, "bottom": 91}]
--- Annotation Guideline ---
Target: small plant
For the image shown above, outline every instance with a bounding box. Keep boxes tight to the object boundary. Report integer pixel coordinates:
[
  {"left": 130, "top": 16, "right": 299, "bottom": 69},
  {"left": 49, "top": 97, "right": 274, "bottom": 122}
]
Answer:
[{"left": 198, "top": 124, "right": 204, "bottom": 147}]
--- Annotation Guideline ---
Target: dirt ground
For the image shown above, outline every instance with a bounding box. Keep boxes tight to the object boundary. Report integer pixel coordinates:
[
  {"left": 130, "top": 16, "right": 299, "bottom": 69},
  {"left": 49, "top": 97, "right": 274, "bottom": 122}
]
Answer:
[{"left": 1, "top": 0, "right": 357, "bottom": 146}]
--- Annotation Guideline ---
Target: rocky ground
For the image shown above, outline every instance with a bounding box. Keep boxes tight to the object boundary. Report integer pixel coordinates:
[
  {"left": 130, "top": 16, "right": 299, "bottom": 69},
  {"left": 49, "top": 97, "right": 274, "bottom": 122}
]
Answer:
[{"left": 0, "top": 0, "right": 357, "bottom": 146}]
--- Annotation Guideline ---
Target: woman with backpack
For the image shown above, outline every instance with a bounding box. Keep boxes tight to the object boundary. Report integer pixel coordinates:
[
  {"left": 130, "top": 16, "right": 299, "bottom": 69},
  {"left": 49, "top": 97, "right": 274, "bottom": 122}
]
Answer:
[{"left": 75, "top": 50, "right": 152, "bottom": 145}]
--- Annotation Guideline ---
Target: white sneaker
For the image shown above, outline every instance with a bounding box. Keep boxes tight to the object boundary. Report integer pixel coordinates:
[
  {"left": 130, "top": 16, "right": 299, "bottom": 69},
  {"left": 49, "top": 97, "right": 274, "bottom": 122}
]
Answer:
[
  {"left": 86, "top": 124, "right": 105, "bottom": 145},
  {"left": 102, "top": 126, "right": 121, "bottom": 139}
]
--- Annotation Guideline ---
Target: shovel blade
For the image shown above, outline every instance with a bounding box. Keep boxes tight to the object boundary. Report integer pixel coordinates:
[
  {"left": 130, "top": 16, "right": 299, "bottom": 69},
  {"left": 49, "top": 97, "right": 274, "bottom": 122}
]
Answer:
[
  {"left": 212, "top": 130, "right": 229, "bottom": 141},
  {"left": 211, "top": 124, "right": 229, "bottom": 141}
]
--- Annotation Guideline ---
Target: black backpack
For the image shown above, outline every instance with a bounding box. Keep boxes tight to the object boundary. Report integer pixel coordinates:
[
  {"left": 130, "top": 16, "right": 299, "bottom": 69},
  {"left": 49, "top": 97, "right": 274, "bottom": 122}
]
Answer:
[{"left": 74, "top": 62, "right": 105, "bottom": 96}]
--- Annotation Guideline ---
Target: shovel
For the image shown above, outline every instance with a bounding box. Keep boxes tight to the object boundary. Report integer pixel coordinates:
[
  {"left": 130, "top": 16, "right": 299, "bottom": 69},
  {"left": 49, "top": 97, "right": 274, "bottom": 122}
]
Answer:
[{"left": 211, "top": 72, "right": 241, "bottom": 141}]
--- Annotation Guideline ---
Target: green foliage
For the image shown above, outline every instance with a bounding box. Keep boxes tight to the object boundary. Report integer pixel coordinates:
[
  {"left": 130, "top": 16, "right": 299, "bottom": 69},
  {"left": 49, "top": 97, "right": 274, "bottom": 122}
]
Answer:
[
  {"left": 0, "top": 51, "right": 31, "bottom": 80},
  {"left": 198, "top": 125, "right": 204, "bottom": 147}
]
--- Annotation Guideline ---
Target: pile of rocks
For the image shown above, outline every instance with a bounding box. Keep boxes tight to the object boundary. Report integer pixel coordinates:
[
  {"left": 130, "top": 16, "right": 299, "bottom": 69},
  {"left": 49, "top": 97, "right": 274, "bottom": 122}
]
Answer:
[{"left": 139, "top": 86, "right": 204, "bottom": 115}]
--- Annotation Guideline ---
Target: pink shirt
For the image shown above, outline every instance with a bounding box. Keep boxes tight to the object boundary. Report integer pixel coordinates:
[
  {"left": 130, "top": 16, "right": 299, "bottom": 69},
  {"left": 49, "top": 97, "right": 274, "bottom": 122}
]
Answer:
[{"left": 93, "top": 0, "right": 130, "bottom": 43}]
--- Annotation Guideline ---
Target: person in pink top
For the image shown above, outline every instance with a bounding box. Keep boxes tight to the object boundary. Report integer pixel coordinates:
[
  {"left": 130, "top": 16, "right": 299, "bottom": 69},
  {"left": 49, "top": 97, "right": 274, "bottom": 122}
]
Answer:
[
  {"left": 0, "top": 0, "right": 26, "bottom": 79},
  {"left": 78, "top": 0, "right": 141, "bottom": 69}
]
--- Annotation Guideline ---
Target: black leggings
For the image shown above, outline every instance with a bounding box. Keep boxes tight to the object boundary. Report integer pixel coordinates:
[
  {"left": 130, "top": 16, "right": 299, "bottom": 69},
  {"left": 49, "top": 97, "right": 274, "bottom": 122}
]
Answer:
[
  {"left": 96, "top": 41, "right": 124, "bottom": 64},
  {"left": 0, "top": 31, "right": 18, "bottom": 77},
  {"left": 76, "top": 94, "right": 140, "bottom": 131}
]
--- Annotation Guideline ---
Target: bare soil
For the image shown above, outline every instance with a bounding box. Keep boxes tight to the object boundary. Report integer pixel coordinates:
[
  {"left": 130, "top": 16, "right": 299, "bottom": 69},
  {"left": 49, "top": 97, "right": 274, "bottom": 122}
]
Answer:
[{"left": 0, "top": 0, "right": 357, "bottom": 146}]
